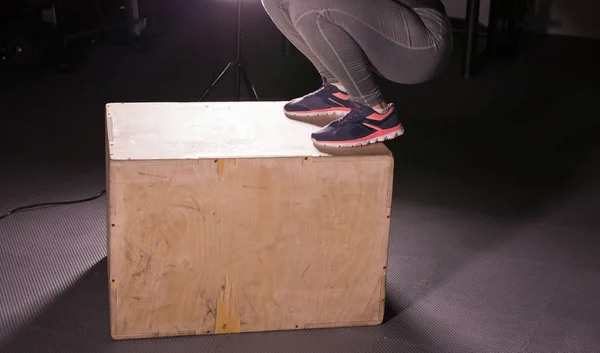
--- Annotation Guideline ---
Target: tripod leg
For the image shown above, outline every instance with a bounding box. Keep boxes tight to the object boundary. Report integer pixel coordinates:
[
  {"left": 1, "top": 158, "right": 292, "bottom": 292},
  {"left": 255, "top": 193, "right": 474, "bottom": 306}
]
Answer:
[
  {"left": 239, "top": 64, "right": 259, "bottom": 101},
  {"left": 197, "top": 61, "right": 234, "bottom": 101}
]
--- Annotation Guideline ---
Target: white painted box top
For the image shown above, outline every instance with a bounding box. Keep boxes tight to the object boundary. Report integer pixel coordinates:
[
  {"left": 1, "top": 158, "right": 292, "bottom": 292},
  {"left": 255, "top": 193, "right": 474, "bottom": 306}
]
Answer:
[
  {"left": 105, "top": 101, "right": 339, "bottom": 160},
  {"left": 106, "top": 101, "right": 391, "bottom": 160}
]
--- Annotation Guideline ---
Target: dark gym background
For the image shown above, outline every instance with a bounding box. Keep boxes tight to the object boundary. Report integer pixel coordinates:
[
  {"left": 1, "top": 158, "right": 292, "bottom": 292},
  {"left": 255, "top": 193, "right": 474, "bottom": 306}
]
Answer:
[{"left": 1, "top": 0, "right": 599, "bottom": 352}]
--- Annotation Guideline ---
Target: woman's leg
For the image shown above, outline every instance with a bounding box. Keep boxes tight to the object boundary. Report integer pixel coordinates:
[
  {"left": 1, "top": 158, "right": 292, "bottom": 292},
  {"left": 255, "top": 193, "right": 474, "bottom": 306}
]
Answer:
[
  {"left": 262, "top": 0, "right": 355, "bottom": 121},
  {"left": 261, "top": 0, "right": 335, "bottom": 83},
  {"left": 283, "top": 0, "right": 452, "bottom": 147},
  {"left": 288, "top": 0, "right": 452, "bottom": 108}
]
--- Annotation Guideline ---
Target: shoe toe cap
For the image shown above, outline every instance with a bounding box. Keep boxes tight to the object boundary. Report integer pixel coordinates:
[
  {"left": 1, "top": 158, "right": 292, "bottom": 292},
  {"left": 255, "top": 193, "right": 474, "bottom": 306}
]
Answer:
[
  {"left": 284, "top": 101, "right": 309, "bottom": 112},
  {"left": 310, "top": 124, "right": 338, "bottom": 140}
]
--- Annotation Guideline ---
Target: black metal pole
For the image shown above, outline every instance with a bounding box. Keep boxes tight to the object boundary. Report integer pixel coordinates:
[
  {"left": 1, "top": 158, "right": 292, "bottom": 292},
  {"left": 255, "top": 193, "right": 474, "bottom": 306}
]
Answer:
[
  {"left": 234, "top": 0, "right": 242, "bottom": 101},
  {"left": 485, "top": 0, "right": 500, "bottom": 58},
  {"left": 463, "top": 0, "right": 480, "bottom": 78}
]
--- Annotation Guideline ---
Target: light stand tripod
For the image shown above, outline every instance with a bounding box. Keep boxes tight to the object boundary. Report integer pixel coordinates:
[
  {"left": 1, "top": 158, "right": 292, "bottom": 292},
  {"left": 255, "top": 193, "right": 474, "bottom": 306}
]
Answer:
[{"left": 197, "top": 0, "right": 259, "bottom": 101}]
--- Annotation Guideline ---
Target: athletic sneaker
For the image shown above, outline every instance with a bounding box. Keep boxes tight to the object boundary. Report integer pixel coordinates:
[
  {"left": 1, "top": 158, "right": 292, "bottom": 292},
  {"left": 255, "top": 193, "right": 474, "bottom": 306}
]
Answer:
[
  {"left": 311, "top": 102, "right": 404, "bottom": 147},
  {"left": 284, "top": 78, "right": 352, "bottom": 119}
]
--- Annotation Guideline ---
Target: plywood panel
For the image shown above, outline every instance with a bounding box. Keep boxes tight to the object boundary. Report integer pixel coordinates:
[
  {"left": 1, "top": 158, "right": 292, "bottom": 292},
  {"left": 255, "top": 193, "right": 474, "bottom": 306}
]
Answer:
[{"left": 106, "top": 102, "right": 394, "bottom": 340}]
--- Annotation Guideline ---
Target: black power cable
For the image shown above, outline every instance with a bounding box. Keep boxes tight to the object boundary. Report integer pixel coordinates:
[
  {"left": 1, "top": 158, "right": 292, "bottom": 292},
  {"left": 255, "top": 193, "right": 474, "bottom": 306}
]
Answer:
[{"left": 0, "top": 190, "right": 106, "bottom": 221}]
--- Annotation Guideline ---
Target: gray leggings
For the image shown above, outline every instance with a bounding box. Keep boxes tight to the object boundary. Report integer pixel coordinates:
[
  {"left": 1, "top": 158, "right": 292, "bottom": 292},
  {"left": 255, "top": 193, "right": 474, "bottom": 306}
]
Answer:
[{"left": 261, "top": 0, "right": 454, "bottom": 106}]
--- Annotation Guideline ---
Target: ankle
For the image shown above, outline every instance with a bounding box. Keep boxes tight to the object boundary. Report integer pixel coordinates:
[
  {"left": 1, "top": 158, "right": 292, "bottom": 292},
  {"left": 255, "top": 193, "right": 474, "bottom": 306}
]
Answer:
[
  {"left": 330, "top": 82, "right": 347, "bottom": 92},
  {"left": 371, "top": 101, "right": 388, "bottom": 111}
]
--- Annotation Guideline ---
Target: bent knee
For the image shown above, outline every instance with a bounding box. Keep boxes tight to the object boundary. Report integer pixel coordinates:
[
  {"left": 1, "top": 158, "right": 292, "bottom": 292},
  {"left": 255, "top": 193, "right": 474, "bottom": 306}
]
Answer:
[
  {"left": 261, "top": 0, "right": 283, "bottom": 13},
  {"left": 288, "top": 0, "right": 351, "bottom": 27}
]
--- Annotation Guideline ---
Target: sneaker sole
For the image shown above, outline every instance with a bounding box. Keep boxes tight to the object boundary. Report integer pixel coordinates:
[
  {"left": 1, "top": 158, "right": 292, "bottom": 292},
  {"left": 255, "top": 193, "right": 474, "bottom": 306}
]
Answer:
[
  {"left": 312, "top": 125, "right": 404, "bottom": 148},
  {"left": 284, "top": 109, "right": 350, "bottom": 127}
]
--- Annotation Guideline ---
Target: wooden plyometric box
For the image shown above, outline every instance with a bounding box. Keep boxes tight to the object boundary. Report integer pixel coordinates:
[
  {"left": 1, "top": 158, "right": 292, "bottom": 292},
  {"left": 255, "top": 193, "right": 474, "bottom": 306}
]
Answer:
[{"left": 106, "top": 102, "right": 394, "bottom": 340}]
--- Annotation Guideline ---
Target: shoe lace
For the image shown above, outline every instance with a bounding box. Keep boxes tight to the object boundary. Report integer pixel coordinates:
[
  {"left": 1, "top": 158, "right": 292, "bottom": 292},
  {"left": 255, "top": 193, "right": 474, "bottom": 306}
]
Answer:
[
  {"left": 298, "top": 82, "right": 332, "bottom": 100},
  {"left": 336, "top": 102, "right": 369, "bottom": 125},
  {"left": 305, "top": 85, "right": 326, "bottom": 97}
]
